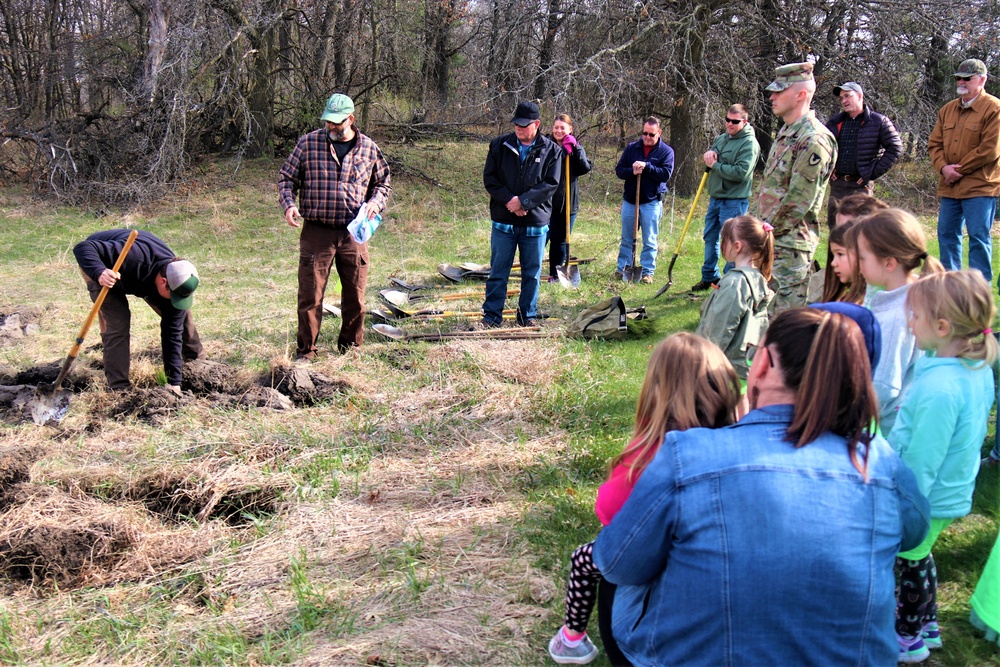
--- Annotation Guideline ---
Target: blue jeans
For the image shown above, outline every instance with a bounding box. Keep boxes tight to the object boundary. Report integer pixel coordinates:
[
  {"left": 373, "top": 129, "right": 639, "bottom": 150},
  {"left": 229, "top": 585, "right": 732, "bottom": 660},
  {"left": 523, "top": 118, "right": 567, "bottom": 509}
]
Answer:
[
  {"left": 618, "top": 200, "right": 662, "bottom": 277},
  {"left": 937, "top": 196, "right": 997, "bottom": 282},
  {"left": 701, "top": 197, "right": 749, "bottom": 282},
  {"left": 482, "top": 222, "right": 546, "bottom": 325}
]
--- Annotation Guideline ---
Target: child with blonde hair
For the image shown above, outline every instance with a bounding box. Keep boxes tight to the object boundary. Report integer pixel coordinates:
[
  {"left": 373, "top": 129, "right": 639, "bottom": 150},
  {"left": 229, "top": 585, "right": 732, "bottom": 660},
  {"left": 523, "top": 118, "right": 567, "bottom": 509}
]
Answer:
[
  {"left": 889, "top": 270, "right": 998, "bottom": 662},
  {"left": 547, "top": 333, "right": 741, "bottom": 664},
  {"left": 852, "top": 209, "right": 944, "bottom": 433},
  {"left": 695, "top": 215, "right": 774, "bottom": 382}
]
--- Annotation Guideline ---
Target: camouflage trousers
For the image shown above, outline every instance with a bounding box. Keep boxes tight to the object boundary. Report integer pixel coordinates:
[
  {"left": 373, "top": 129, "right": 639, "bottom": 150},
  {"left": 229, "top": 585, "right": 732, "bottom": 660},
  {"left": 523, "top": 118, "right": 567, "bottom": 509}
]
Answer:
[{"left": 769, "top": 244, "right": 815, "bottom": 315}]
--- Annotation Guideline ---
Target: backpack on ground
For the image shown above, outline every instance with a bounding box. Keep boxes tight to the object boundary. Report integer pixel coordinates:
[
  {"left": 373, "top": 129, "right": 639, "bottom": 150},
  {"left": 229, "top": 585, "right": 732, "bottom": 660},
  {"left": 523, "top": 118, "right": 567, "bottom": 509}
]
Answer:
[{"left": 567, "top": 297, "right": 629, "bottom": 340}]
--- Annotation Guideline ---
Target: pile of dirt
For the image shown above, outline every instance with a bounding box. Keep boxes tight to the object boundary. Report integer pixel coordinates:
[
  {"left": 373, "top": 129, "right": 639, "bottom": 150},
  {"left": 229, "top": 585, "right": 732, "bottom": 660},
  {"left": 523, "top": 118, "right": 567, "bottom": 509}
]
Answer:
[
  {"left": 0, "top": 306, "right": 46, "bottom": 346},
  {"left": 0, "top": 445, "right": 43, "bottom": 509},
  {"left": 104, "top": 386, "right": 185, "bottom": 424},
  {"left": 268, "top": 364, "right": 351, "bottom": 406}
]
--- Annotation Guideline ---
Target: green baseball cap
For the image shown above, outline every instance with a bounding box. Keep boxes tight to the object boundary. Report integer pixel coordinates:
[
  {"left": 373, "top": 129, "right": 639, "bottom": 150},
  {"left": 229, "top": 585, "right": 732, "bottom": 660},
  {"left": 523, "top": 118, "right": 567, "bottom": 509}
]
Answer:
[
  {"left": 766, "top": 62, "right": 815, "bottom": 92},
  {"left": 955, "top": 59, "right": 988, "bottom": 77},
  {"left": 165, "top": 260, "right": 199, "bottom": 310},
  {"left": 321, "top": 93, "right": 354, "bottom": 123}
]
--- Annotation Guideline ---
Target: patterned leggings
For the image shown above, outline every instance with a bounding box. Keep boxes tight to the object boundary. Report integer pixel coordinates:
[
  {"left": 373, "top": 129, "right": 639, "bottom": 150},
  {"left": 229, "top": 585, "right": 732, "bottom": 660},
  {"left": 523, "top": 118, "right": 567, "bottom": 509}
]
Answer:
[
  {"left": 563, "top": 541, "right": 603, "bottom": 633},
  {"left": 896, "top": 553, "right": 938, "bottom": 638}
]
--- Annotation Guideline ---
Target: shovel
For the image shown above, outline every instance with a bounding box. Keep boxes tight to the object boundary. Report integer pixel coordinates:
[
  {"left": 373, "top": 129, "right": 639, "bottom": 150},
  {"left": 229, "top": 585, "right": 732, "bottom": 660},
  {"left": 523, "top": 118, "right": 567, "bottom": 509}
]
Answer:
[
  {"left": 369, "top": 308, "right": 519, "bottom": 324},
  {"left": 622, "top": 173, "right": 643, "bottom": 283},
  {"left": 379, "top": 288, "right": 513, "bottom": 308},
  {"left": 654, "top": 168, "right": 710, "bottom": 298},
  {"left": 389, "top": 278, "right": 441, "bottom": 292},
  {"left": 556, "top": 157, "right": 581, "bottom": 288},
  {"left": 29, "top": 229, "right": 140, "bottom": 425},
  {"left": 372, "top": 323, "right": 549, "bottom": 342}
]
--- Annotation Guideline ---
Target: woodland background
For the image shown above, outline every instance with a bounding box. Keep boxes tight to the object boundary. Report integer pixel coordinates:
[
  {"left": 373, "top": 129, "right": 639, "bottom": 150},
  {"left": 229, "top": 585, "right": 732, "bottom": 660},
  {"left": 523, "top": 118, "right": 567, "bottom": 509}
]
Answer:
[{"left": 0, "top": 0, "right": 998, "bottom": 205}]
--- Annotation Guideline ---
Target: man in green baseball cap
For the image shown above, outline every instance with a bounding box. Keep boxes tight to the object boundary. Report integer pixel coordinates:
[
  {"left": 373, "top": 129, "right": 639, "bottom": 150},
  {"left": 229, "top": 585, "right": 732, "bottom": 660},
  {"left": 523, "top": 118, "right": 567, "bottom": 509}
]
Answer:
[
  {"left": 757, "top": 61, "right": 837, "bottom": 313},
  {"left": 279, "top": 92, "right": 391, "bottom": 360},
  {"left": 320, "top": 93, "right": 354, "bottom": 124},
  {"left": 929, "top": 57, "right": 1000, "bottom": 282}
]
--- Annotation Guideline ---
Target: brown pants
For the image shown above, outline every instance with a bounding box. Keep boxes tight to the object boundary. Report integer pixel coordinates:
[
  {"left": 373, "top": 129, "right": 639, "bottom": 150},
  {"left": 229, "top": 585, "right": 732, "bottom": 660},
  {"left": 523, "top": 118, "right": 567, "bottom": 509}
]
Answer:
[
  {"left": 297, "top": 221, "right": 368, "bottom": 357},
  {"left": 84, "top": 275, "right": 202, "bottom": 389}
]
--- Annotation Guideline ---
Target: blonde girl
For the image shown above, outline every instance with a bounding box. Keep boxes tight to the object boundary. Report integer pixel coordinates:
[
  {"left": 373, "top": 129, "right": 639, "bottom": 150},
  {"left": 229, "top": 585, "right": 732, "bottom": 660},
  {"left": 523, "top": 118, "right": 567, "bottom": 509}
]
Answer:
[
  {"left": 852, "top": 209, "right": 944, "bottom": 433},
  {"left": 889, "top": 271, "right": 997, "bottom": 662},
  {"left": 547, "top": 333, "right": 741, "bottom": 665},
  {"left": 820, "top": 218, "right": 867, "bottom": 304},
  {"left": 695, "top": 215, "right": 774, "bottom": 382}
]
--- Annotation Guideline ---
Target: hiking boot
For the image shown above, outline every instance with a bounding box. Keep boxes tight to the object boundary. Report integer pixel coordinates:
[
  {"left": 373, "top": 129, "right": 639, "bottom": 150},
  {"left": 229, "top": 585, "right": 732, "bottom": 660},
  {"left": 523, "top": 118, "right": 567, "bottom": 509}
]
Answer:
[
  {"left": 640, "top": 275, "right": 654, "bottom": 284},
  {"left": 612, "top": 270, "right": 623, "bottom": 280},
  {"left": 521, "top": 319, "right": 538, "bottom": 327},
  {"left": 548, "top": 630, "right": 598, "bottom": 665},
  {"left": 898, "top": 635, "right": 930, "bottom": 663},
  {"left": 690, "top": 279, "right": 719, "bottom": 292},
  {"left": 479, "top": 318, "right": 502, "bottom": 329},
  {"left": 921, "top": 622, "right": 942, "bottom": 650}
]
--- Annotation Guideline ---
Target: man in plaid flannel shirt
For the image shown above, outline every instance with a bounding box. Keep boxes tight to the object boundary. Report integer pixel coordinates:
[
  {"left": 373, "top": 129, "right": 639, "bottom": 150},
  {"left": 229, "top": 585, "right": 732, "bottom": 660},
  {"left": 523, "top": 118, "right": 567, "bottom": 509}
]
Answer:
[{"left": 279, "top": 93, "right": 391, "bottom": 359}]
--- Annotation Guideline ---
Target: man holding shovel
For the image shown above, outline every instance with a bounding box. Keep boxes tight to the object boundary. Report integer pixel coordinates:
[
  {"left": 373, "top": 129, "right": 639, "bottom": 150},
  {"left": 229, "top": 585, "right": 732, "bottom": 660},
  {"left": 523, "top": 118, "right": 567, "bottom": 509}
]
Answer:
[
  {"left": 279, "top": 93, "right": 391, "bottom": 359},
  {"left": 73, "top": 229, "right": 202, "bottom": 393},
  {"left": 757, "top": 62, "right": 836, "bottom": 312},
  {"left": 481, "top": 100, "right": 561, "bottom": 327},
  {"left": 691, "top": 104, "right": 760, "bottom": 291},
  {"left": 614, "top": 116, "right": 674, "bottom": 283}
]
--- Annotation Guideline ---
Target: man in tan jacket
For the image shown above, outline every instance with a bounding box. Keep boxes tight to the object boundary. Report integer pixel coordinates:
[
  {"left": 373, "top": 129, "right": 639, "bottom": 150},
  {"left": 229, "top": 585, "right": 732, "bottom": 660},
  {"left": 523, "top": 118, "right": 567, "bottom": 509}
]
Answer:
[{"left": 929, "top": 58, "right": 1000, "bottom": 282}]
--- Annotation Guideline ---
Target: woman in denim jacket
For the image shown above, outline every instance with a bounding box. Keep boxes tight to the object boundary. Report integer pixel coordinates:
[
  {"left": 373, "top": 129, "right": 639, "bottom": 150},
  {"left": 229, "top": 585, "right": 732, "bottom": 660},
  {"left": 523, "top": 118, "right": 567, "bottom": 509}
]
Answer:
[{"left": 593, "top": 308, "right": 930, "bottom": 666}]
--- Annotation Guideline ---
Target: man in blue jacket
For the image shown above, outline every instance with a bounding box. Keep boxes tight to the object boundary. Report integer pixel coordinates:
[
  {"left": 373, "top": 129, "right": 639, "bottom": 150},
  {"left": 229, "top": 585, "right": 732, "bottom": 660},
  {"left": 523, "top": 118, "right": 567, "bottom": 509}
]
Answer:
[
  {"left": 614, "top": 116, "right": 675, "bottom": 283},
  {"left": 481, "top": 101, "right": 560, "bottom": 327},
  {"left": 824, "top": 82, "right": 902, "bottom": 226},
  {"left": 74, "top": 229, "right": 202, "bottom": 393}
]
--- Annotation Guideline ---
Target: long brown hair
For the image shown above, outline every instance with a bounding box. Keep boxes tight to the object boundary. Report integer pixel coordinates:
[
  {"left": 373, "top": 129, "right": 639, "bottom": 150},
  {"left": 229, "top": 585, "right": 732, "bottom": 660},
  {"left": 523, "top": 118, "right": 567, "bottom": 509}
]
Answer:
[
  {"left": 763, "top": 308, "right": 879, "bottom": 476},
  {"left": 822, "top": 219, "right": 867, "bottom": 304},
  {"left": 854, "top": 208, "right": 944, "bottom": 279},
  {"left": 907, "top": 271, "right": 1000, "bottom": 366},
  {"left": 611, "top": 332, "right": 742, "bottom": 482},
  {"left": 719, "top": 215, "right": 775, "bottom": 281}
]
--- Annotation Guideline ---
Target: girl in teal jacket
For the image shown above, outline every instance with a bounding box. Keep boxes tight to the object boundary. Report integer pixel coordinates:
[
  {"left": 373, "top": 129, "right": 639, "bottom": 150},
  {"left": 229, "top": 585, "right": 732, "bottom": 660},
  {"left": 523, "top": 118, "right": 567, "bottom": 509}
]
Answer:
[{"left": 888, "top": 270, "right": 998, "bottom": 663}]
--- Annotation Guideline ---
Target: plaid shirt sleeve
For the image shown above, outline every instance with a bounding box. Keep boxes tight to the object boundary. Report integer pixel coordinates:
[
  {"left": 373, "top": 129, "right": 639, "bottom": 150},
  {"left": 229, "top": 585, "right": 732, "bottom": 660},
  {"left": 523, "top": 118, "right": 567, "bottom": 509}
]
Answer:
[{"left": 276, "top": 130, "right": 391, "bottom": 226}]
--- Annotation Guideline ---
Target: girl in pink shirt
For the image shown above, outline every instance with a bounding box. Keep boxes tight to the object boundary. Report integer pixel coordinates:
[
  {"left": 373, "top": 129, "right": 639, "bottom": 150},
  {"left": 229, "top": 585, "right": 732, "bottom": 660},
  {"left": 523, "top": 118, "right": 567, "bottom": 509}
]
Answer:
[{"left": 547, "top": 332, "right": 742, "bottom": 664}]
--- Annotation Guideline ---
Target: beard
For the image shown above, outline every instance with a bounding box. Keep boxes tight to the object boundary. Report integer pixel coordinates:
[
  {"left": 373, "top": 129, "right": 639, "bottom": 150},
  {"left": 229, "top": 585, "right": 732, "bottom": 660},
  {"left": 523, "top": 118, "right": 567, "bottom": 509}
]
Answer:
[{"left": 328, "top": 126, "right": 349, "bottom": 142}]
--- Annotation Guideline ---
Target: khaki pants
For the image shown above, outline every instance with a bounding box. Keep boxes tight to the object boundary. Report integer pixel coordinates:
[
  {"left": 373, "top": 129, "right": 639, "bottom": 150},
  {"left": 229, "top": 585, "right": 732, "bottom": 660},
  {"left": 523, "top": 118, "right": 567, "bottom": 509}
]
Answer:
[
  {"left": 84, "top": 274, "right": 202, "bottom": 389},
  {"left": 297, "top": 221, "right": 368, "bottom": 357}
]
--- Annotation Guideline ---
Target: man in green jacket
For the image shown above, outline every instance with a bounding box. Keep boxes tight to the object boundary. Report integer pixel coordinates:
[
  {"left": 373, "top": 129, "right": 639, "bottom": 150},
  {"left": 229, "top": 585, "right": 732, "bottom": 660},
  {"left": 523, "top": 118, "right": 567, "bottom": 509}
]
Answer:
[{"left": 692, "top": 104, "right": 761, "bottom": 291}]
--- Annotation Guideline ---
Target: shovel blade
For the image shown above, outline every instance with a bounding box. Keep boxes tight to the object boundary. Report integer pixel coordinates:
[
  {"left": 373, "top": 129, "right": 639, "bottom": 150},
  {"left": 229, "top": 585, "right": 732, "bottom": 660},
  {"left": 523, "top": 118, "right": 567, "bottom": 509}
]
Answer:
[
  {"left": 29, "top": 385, "right": 71, "bottom": 426},
  {"left": 556, "top": 264, "right": 581, "bottom": 289},
  {"left": 372, "top": 323, "right": 407, "bottom": 340},
  {"left": 622, "top": 265, "right": 643, "bottom": 283},
  {"left": 437, "top": 263, "right": 465, "bottom": 282},
  {"left": 379, "top": 289, "right": 410, "bottom": 307}
]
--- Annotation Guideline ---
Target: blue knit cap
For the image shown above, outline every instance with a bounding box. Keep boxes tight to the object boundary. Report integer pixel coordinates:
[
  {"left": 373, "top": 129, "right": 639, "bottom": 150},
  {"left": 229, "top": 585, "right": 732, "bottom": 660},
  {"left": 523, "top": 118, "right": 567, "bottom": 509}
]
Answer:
[{"left": 809, "top": 301, "right": 881, "bottom": 373}]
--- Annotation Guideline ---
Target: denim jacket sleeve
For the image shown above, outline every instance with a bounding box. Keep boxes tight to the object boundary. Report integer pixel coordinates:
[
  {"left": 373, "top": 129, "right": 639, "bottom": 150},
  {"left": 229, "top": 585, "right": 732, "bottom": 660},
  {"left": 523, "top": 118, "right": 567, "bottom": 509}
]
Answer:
[
  {"left": 895, "top": 456, "right": 931, "bottom": 553},
  {"left": 592, "top": 439, "right": 678, "bottom": 585}
]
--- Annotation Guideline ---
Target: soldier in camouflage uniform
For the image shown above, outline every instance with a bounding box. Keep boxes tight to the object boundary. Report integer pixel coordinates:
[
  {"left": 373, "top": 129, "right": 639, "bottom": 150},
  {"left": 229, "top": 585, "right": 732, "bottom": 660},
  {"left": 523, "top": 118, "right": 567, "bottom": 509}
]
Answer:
[{"left": 757, "top": 62, "right": 837, "bottom": 313}]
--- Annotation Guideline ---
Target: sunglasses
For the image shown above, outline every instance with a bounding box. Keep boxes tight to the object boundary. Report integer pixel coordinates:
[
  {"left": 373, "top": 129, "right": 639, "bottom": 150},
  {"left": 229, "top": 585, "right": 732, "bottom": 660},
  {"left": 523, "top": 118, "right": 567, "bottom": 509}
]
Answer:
[
  {"left": 957, "top": 76, "right": 974, "bottom": 82},
  {"left": 641, "top": 131, "right": 659, "bottom": 137},
  {"left": 725, "top": 117, "right": 744, "bottom": 124}
]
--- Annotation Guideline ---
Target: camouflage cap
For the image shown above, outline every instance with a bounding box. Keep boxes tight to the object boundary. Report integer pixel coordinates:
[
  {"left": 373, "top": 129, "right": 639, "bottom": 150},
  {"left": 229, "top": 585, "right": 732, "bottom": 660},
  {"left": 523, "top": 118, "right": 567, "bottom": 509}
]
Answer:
[
  {"left": 766, "top": 62, "right": 814, "bottom": 92},
  {"left": 955, "top": 59, "right": 988, "bottom": 77}
]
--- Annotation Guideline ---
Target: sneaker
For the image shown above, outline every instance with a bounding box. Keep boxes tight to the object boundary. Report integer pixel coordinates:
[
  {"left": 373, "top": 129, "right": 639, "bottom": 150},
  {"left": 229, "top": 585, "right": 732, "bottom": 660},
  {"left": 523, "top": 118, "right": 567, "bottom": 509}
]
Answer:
[
  {"left": 690, "top": 280, "right": 719, "bottom": 292},
  {"left": 521, "top": 319, "right": 539, "bottom": 327},
  {"left": 640, "top": 275, "right": 654, "bottom": 284},
  {"left": 920, "top": 622, "right": 942, "bottom": 650},
  {"left": 982, "top": 455, "right": 1000, "bottom": 467},
  {"left": 548, "top": 630, "right": 598, "bottom": 665},
  {"left": 479, "top": 318, "right": 502, "bottom": 329},
  {"left": 612, "top": 270, "right": 624, "bottom": 280},
  {"left": 898, "top": 635, "right": 930, "bottom": 663},
  {"left": 547, "top": 276, "right": 559, "bottom": 283}
]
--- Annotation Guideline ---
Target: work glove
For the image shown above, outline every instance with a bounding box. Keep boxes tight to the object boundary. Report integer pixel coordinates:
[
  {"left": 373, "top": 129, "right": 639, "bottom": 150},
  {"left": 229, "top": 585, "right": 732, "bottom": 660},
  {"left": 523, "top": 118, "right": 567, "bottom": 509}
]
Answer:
[{"left": 562, "top": 134, "right": 578, "bottom": 155}]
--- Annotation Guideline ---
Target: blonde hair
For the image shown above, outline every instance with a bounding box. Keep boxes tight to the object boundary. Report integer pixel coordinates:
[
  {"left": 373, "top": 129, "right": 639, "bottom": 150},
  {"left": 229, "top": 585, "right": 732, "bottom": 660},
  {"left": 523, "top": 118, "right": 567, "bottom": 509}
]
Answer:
[
  {"left": 611, "top": 333, "right": 741, "bottom": 482},
  {"left": 906, "top": 271, "right": 999, "bottom": 365},
  {"left": 719, "top": 215, "right": 775, "bottom": 281},
  {"left": 854, "top": 208, "right": 944, "bottom": 279}
]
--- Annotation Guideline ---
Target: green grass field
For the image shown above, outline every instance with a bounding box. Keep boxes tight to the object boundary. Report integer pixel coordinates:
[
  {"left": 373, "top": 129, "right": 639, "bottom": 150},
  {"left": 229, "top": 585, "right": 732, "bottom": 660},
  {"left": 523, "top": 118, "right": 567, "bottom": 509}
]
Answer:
[{"left": 0, "top": 140, "right": 997, "bottom": 666}]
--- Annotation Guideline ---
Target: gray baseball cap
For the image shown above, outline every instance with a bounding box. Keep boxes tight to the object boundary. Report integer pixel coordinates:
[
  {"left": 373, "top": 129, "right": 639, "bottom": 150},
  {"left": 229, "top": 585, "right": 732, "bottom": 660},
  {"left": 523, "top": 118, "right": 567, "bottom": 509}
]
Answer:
[{"left": 833, "top": 82, "right": 863, "bottom": 96}]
